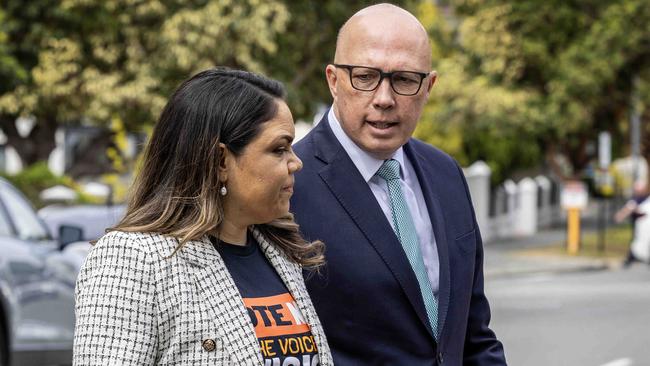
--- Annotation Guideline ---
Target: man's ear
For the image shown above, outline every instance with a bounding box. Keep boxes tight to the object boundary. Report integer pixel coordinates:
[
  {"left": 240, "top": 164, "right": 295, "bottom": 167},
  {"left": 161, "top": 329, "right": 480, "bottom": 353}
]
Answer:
[
  {"left": 325, "top": 64, "right": 338, "bottom": 100},
  {"left": 426, "top": 71, "right": 437, "bottom": 93},
  {"left": 218, "top": 142, "right": 229, "bottom": 182}
]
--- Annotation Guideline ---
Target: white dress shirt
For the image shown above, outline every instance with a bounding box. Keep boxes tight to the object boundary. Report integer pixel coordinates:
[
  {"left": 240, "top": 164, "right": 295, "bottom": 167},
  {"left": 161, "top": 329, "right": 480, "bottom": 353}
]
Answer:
[{"left": 327, "top": 108, "right": 440, "bottom": 295}]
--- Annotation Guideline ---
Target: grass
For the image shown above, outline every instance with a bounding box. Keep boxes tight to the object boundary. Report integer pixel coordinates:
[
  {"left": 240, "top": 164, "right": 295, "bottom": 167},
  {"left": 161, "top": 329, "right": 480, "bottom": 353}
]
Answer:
[{"left": 520, "top": 224, "right": 633, "bottom": 259}]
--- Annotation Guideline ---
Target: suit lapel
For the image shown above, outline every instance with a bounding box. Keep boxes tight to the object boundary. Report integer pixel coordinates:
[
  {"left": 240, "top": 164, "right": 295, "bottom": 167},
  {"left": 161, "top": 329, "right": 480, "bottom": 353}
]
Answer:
[
  {"left": 404, "top": 142, "right": 451, "bottom": 339},
  {"left": 312, "top": 120, "right": 435, "bottom": 341},
  {"left": 252, "top": 228, "right": 333, "bottom": 366},
  {"left": 179, "top": 237, "right": 263, "bottom": 365}
]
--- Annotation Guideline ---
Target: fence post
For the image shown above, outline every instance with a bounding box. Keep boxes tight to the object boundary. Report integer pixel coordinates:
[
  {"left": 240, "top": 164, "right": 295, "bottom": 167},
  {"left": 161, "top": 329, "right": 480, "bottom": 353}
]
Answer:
[
  {"left": 503, "top": 179, "right": 518, "bottom": 237},
  {"left": 464, "top": 161, "right": 492, "bottom": 242},
  {"left": 535, "top": 175, "right": 552, "bottom": 228},
  {"left": 516, "top": 177, "right": 538, "bottom": 236}
]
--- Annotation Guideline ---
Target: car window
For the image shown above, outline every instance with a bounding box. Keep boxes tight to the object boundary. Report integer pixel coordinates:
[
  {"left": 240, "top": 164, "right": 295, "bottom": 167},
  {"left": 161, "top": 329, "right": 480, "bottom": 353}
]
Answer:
[{"left": 0, "top": 182, "right": 49, "bottom": 240}]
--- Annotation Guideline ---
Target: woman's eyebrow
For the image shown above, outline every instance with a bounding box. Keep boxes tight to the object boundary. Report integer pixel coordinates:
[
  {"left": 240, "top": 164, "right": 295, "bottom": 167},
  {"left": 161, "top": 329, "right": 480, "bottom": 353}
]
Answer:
[{"left": 273, "top": 134, "right": 294, "bottom": 144}]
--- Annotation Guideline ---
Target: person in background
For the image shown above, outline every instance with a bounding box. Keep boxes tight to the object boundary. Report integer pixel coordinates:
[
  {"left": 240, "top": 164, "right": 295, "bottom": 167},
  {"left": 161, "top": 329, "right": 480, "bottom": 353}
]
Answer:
[
  {"left": 615, "top": 180, "right": 650, "bottom": 267},
  {"left": 290, "top": 3, "right": 506, "bottom": 365},
  {"left": 73, "top": 68, "right": 332, "bottom": 365}
]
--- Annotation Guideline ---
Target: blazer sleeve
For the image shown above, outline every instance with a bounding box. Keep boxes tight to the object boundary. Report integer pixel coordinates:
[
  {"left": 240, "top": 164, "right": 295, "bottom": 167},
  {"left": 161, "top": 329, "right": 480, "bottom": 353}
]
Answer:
[
  {"left": 73, "top": 232, "right": 159, "bottom": 365},
  {"left": 455, "top": 163, "right": 507, "bottom": 365}
]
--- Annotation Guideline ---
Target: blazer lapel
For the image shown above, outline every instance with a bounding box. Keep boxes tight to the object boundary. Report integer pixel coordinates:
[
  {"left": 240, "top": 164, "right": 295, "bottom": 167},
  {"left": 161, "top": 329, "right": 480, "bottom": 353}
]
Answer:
[
  {"left": 179, "top": 237, "right": 263, "bottom": 365},
  {"left": 404, "top": 142, "right": 451, "bottom": 340},
  {"left": 251, "top": 228, "right": 333, "bottom": 366},
  {"left": 311, "top": 120, "right": 435, "bottom": 341}
]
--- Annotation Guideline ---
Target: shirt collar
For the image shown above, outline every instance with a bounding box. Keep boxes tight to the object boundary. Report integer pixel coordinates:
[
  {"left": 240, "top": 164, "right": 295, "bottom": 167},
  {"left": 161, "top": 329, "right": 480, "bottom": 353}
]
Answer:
[{"left": 327, "top": 107, "right": 406, "bottom": 182}]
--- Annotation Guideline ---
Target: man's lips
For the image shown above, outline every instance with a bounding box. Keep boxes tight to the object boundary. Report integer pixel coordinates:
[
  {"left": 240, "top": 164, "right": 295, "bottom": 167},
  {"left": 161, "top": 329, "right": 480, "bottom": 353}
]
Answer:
[
  {"left": 366, "top": 120, "right": 398, "bottom": 129},
  {"left": 282, "top": 184, "right": 294, "bottom": 193}
]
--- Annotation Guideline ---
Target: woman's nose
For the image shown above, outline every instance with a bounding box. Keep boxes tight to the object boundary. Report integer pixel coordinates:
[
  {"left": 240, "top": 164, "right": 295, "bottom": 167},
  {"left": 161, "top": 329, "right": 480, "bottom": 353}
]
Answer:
[{"left": 289, "top": 152, "right": 303, "bottom": 173}]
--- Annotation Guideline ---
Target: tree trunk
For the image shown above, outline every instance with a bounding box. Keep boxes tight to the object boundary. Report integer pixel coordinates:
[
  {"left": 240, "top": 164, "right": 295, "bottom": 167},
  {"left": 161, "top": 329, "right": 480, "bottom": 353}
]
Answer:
[
  {"left": 564, "top": 134, "right": 591, "bottom": 176},
  {"left": 544, "top": 142, "right": 570, "bottom": 181},
  {"left": 0, "top": 113, "right": 57, "bottom": 168}
]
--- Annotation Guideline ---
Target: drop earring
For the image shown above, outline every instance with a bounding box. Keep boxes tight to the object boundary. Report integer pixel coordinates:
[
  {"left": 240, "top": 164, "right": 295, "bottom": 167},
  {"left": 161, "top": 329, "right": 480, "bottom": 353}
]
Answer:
[{"left": 220, "top": 185, "right": 227, "bottom": 196}]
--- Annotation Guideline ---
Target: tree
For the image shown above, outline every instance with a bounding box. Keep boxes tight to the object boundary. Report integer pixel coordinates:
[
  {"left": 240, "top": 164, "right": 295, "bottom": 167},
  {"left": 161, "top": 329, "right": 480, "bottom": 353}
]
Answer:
[
  {"left": 0, "top": 0, "right": 289, "bottom": 167},
  {"left": 264, "top": 0, "right": 413, "bottom": 120},
  {"left": 0, "top": 0, "right": 66, "bottom": 165},
  {"left": 416, "top": 0, "right": 650, "bottom": 183},
  {"left": 0, "top": 0, "right": 416, "bottom": 169}
]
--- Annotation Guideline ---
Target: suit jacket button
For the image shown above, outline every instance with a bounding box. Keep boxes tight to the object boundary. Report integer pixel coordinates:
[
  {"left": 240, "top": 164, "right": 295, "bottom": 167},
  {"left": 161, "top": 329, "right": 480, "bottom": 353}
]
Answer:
[{"left": 202, "top": 339, "right": 216, "bottom": 352}]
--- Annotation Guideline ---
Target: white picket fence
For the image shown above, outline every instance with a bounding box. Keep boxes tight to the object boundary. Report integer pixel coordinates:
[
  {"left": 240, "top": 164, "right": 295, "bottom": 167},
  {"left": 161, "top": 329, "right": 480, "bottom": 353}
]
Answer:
[{"left": 464, "top": 161, "right": 561, "bottom": 243}]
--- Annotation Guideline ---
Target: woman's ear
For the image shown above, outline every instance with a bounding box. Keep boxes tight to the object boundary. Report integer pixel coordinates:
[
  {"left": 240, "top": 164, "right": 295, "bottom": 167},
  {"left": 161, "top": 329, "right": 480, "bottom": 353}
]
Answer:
[{"left": 218, "top": 142, "right": 229, "bottom": 182}]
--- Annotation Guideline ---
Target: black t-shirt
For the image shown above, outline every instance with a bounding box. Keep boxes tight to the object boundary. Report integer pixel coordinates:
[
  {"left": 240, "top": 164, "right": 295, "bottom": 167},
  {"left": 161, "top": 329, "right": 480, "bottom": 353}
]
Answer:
[{"left": 212, "top": 234, "right": 319, "bottom": 366}]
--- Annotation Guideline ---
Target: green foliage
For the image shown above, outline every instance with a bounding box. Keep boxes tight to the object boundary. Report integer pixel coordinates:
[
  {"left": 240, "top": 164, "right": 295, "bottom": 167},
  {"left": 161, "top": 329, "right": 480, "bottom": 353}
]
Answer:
[
  {"left": 2, "top": 161, "right": 62, "bottom": 202},
  {"left": 1, "top": 0, "right": 293, "bottom": 125},
  {"left": 1, "top": 161, "right": 78, "bottom": 207},
  {"left": 416, "top": 0, "right": 650, "bottom": 183},
  {"left": 0, "top": 0, "right": 416, "bottom": 166},
  {"left": 1, "top": 0, "right": 648, "bottom": 184},
  {"left": 0, "top": 8, "right": 26, "bottom": 93},
  {"left": 0, "top": 0, "right": 293, "bottom": 166},
  {"left": 415, "top": 2, "right": 543, "bottom": 183},
  {"left": 102, "top": 115, "right": 135, "bottom": 204}
]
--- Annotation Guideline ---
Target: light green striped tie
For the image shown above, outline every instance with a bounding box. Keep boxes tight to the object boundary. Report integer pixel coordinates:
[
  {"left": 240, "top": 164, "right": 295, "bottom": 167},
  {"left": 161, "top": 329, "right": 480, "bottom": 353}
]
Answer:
[{"left": 376, "top": 159, "right": 438, "bottom": 338}]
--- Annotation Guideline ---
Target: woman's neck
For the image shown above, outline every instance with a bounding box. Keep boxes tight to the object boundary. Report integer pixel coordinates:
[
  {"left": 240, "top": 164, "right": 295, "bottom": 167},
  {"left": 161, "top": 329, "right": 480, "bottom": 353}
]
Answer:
[{"left": 216, "top": 219, "right": 248, "bottom": 246}]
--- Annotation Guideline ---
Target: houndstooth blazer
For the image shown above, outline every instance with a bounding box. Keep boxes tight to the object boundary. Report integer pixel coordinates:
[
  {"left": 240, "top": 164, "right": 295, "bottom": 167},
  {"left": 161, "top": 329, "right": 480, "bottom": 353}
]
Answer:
[{"left": 73, "top": 228, "right": 333, "bottom": 365}]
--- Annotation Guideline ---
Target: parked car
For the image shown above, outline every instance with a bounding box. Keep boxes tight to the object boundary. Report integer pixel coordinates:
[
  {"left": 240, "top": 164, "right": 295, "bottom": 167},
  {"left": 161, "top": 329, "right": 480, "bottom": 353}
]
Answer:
[
  {"left": 38, "top": 204, "right": 126, "bottom": 269},
  {"left": 38, "top": 204, "right": 125, "bottom": 242},
  {"left": 0, "top": 178, "right": 86, "bottom": 366}
]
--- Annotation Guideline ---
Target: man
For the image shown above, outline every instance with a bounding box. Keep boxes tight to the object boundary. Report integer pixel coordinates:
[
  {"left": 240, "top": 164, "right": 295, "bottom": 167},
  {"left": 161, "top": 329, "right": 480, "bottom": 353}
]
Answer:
[
  {"left": 290, "top": 3, "right": 506, "bottom": 365},
  {"left": 615, "top": 181, "right": 650, "bottom": 266}
]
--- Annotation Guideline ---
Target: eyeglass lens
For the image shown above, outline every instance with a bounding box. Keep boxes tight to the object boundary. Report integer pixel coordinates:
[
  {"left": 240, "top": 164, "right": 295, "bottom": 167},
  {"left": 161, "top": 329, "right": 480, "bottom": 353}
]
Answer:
[{"left": 350, "top": 67, "right": 422, "bottom": 95}]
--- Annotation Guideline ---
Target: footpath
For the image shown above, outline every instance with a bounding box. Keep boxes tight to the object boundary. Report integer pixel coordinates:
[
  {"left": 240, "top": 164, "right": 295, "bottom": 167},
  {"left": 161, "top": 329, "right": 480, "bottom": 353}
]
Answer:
[{"left": 483, "top": 227, "right": 623, "bottom": 279}]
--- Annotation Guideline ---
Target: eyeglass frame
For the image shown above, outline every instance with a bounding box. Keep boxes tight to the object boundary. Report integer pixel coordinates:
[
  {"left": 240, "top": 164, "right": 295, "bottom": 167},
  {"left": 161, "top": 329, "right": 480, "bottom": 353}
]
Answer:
[{"left": 332, "top": 64, "right": 431, "bottom": 96}]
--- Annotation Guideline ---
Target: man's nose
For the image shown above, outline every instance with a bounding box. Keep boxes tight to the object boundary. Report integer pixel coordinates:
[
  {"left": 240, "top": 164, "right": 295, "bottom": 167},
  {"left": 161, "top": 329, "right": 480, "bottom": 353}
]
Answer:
[{"left": 372, "top": 77, "right": 396, "bottom": 110}]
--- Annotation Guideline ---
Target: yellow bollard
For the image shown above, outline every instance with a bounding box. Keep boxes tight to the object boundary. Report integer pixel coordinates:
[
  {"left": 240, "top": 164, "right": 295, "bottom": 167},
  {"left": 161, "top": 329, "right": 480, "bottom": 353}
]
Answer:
[{"left": 567, "top": 208, "right": 581, "bottom": 255}]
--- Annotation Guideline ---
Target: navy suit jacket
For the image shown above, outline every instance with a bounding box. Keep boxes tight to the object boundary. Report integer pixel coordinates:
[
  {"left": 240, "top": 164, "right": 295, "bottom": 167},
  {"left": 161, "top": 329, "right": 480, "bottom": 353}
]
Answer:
[{"left": 290, "top": 115, "right": 506, "bottom": 366}]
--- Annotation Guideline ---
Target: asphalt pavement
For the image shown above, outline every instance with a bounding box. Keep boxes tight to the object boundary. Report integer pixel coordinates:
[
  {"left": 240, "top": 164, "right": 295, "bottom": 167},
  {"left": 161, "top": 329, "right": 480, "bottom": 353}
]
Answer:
[
  {"left": 483, "top": 220, "right": 650, "bottom": 366},
  {"left": 483, "top": 227, "right": 623, "bottom": 279},
  {"left": 488, "top": 265, "right": 650, "bottom": 366}
]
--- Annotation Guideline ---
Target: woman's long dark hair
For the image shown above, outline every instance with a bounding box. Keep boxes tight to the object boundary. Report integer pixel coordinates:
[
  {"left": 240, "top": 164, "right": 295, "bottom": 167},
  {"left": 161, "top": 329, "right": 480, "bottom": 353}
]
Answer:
[{"left": 111, "top": 68, "right": 323, "bottom": 268}]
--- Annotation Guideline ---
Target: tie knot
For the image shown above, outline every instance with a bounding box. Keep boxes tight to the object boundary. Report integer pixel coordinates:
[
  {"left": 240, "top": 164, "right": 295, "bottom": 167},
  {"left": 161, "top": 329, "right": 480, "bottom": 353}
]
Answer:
[{"left": 376, "top": 159, "right": 401, "bottom": 181}]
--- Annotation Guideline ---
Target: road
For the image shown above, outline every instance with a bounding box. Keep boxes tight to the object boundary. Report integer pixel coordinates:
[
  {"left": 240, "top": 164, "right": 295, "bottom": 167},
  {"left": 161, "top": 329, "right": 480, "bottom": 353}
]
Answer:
[{"left": 487, "top": 265, "right": 650, "bottom": 366}]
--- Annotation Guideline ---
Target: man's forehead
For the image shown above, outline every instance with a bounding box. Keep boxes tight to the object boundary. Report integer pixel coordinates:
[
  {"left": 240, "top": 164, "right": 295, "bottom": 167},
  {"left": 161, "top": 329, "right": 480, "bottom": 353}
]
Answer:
[
  {"left": 350, "top": 3, "right": 420, "bottom": 25},
  {"left": 335, "top": 24, "right": 430, "bottom": 69},
  {"left": 341, "top": 5, "right": 426, "bottom": 39},
  {"left": 335, "top": 5, "right": 430, "bottom": 64}
]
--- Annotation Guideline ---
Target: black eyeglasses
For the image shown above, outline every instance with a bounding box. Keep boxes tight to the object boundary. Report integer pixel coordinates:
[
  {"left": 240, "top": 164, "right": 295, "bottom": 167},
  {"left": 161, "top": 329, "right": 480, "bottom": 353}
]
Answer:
[{"left": 333, "top": 64, "right": 429, "bottom": 96}]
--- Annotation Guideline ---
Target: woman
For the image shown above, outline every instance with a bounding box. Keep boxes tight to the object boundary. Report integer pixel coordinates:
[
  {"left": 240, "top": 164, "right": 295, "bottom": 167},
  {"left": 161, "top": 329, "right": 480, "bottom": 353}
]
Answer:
[{"left": 73, "top": 68, "right": 332, "bottom": 365}]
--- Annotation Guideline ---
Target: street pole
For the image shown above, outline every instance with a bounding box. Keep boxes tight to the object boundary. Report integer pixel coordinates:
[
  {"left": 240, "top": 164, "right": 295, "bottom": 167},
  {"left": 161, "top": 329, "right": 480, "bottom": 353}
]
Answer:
[
  {"left": 631, "top": 77, "right": 641, "bottom": 183},
  {"left": 598, "top": 198, "right": 605, "bottom": 253},
  {"left": 597, "top": 131, "right": 612, "bottom": 253}
]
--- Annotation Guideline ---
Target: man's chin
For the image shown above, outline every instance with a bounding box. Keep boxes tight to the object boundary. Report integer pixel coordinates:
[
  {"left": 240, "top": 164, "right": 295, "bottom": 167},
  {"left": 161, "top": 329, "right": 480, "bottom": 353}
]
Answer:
[{"left": 365, "top": 145, "right": 402, "bottom": 160}]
